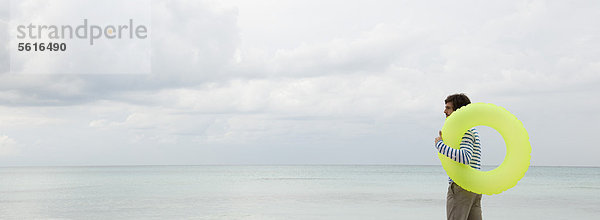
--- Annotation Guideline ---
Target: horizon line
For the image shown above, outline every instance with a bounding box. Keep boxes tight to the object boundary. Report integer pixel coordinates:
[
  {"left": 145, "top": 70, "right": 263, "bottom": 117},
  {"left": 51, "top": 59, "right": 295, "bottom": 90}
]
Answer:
[{"left": 1, "top": 164, "right": 598, "bottom": 168}]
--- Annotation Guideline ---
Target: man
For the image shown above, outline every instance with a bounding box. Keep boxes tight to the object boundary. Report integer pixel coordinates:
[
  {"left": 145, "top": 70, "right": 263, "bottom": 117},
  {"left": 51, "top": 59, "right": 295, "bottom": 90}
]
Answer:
[{"left": 434, "top": 93, "right": 482, "bottom": 220}]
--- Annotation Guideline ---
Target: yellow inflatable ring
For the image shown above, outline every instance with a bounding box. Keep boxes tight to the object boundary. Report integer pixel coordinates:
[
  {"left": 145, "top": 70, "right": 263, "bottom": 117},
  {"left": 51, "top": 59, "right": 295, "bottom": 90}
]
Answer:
[{"left": 438, "top": 103, "right": 531, "bottom": 195}]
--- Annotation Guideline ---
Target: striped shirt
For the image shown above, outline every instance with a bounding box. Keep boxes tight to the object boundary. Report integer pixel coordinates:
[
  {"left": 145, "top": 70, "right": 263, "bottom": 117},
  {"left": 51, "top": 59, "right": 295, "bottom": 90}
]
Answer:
[{"left": 435, "top": 128, "right": 481, "bottom": 183}]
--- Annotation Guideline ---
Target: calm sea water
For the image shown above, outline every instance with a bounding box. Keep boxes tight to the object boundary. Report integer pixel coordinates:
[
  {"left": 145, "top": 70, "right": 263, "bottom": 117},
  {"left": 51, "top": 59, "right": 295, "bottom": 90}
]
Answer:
[{"left": 0, "top": 165, "right": 598, "bottom": 219}]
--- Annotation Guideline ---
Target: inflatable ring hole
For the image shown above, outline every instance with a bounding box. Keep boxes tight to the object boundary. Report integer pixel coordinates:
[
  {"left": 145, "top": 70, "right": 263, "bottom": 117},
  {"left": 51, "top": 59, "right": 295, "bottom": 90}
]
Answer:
[{"left": 474, "top": 126, "right": 506, "bottom": 171}]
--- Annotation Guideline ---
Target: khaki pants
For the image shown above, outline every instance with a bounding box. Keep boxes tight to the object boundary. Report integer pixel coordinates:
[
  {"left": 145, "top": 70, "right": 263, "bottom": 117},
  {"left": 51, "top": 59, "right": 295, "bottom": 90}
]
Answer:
[{"left": 447, "top": 182, "right": 482, "bottom": 220}]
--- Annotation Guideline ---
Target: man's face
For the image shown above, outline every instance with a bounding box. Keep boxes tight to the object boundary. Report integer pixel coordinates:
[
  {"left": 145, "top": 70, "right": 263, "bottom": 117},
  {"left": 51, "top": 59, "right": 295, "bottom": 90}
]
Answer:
[{"left": 444, "top": 102, "right": 454, "bottom": 118}]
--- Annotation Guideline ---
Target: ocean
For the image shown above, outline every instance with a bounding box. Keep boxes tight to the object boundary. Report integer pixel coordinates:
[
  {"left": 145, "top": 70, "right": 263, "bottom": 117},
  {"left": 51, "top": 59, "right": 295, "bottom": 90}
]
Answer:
[{"left": 1, "top": 165, "right": 598, "bottom": 219}]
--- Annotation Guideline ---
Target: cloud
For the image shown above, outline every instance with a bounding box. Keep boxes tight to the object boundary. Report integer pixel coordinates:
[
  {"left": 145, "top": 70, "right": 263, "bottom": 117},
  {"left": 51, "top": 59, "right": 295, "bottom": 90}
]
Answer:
[
  {"left": 1, "top": 0, "right": 599, "bottom": 165},
  {"left": 81, "top": 72, "right": 438, "bottom": 148},
  {"left": 3, "top": 0, "right": 599, "bottom": 107},
  {"left": 438, "top": 0, "right": 600, "bottom": 95},
  {"left": 0, "top": 0, "right": 8, "bottom": 74},
  {"left": 0, "top": 106, "right": 62, "bottom": 127},
  {"left": 260, "top": 23, "right": 441, "bottom": 78},
  {"left": 150, "top": 0, "right": 240, "bottom": 81},
  {"left": 0, "top": 135, "right": 18, "bottom": 156},
  {"left": 1, "top": 0, "right": 241, "bottom": 105}
]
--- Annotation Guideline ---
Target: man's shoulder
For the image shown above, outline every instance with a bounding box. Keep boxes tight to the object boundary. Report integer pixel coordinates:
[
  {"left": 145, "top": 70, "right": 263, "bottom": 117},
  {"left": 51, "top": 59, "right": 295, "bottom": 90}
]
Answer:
[
  {"left": 468, "top": 128, "right": 479, "bottom": 134},
  {"left": 465, "top": 128, "right": 480, "bottom": 139},
  {"left": 466, "top": 128, "right": 481, "bottom": 141}
]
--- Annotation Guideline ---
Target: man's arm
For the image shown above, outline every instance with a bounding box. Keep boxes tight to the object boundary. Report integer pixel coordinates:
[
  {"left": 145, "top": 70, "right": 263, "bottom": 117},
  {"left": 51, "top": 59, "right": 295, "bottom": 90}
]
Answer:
[{"left": 434, "top": 129, "right": 476, "bottom": 165}]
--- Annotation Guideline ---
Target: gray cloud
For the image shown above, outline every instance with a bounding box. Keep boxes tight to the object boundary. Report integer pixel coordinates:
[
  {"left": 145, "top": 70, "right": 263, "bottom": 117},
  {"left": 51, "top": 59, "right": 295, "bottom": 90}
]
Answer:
[
  {"left": 1, "top": 0, "right": 241, "bottom": 106},
  {"left": 0, "top": 0, "right": 599, "bottom": 166}
]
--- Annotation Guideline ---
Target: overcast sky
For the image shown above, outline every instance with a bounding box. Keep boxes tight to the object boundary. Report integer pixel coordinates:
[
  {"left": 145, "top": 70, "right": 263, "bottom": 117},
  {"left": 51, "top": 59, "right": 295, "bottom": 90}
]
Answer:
[{"left": 0, "top": 0, "right": 599, "bottom": 166}]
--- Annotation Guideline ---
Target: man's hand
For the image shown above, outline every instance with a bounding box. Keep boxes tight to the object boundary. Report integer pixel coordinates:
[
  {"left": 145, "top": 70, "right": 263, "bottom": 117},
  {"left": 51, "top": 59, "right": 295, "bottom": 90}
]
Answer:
[{"left": 434, "top": 130, "right": 442, "bottom": 144}]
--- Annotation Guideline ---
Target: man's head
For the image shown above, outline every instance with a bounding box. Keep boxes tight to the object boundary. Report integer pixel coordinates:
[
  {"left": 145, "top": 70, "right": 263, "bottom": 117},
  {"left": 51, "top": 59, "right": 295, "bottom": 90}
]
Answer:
[{"left": 444, "top": 93, "right": 471, "bottom": 118}]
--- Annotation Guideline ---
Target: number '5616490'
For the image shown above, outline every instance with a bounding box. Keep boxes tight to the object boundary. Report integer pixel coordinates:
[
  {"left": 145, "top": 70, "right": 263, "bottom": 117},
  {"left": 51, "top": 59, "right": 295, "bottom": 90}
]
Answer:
[{"left": 18, "top": 42, "right": 66, "bottom": 52}]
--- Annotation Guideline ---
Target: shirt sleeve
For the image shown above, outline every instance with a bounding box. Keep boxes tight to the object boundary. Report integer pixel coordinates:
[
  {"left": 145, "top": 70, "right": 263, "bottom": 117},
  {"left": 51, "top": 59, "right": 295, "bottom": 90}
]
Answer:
[{"left": 435, "top": 129, "right": 476, "bottom": 165}]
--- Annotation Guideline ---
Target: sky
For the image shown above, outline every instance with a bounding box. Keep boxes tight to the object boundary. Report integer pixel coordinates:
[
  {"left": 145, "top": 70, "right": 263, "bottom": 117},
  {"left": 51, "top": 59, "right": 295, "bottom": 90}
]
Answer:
[{"left": 0, "top": 0, "right": 599, "bottom": 166}]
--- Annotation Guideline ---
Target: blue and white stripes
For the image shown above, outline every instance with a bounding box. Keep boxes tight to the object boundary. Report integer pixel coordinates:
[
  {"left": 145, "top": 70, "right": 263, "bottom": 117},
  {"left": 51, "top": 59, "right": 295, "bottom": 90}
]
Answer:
[{"left": 436, "top": 128, "right": 481, "bottom": 182}]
